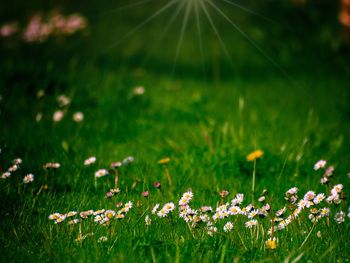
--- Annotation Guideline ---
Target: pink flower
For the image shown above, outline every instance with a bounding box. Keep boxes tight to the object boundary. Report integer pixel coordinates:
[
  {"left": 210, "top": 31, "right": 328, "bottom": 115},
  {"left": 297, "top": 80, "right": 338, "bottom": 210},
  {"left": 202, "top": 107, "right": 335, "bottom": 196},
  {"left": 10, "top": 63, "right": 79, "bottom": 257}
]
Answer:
[
  {"left": 0, "top": 23, "right": 19, "bottom": 37},
  {"left": 219, "top": 190, "right": 229, "bottom": 198},
  {"left": 154, "top": 181, "right": 161, "bottom": 188},
  {"left": 142, "top": 191, "right": 149, "bottom": 197}
]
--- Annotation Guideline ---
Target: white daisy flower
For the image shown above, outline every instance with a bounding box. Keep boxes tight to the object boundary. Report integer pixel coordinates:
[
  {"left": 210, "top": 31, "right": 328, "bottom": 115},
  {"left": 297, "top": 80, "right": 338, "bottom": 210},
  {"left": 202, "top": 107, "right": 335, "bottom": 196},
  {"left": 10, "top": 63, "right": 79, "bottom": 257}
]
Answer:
[
  {"left": 145, "top": 215, "right": 151, "bottom": 226},
  {"left": 286, "top": 187, "right": 298, "bottom": 195},
  {"left": 67, "top": 211, "right": 77, "bottom": 217},
  {"left": 68, "top": 219, "right": 80, "bottom": 225},
  {"left": 23, "top": 174, "right": 34, "bottom": 184},
  {"left": 314, "top": 160, "right": 326, "bottom": 170},
  {"left": 8, "top": 164, "right": 18, "bottom": 172},
  {"left": 304, "top": 191, "right": 316, "bottom": 201},
  {"left": 223, "top": 221, "right": 234, "bottom": 232},
  {"left": 152, "top": 204, "right": 160, "bottom": 214},
  {"left": 334, "top": 211, "right": 345, "bottom": 224},
  {"left": 98, "top": 236, "right": 108, "bottom": 243},
  {"left": 313, "top": 193, "right": 325, "bottom": 205},
  {"left": 57, "top": 94, "right": 71, "bottom": 107},
  {"left": 53, "top": 110, "right": 64, "bottom": 122},
  {"left": 49, "top": 213, "right": 61, "bottom": 220},
  {"left": 73, "top": 112, "right": 84, "bottom": 122},
  {"left": 245, "top": 219, "right": 258, "bottom": 228},
  {"left": 1, "top": 172, "right": 11, "bottom": 179},
  {"left": 95, "top": 169, "right": 108, "bottom": 178},
  {"left": 228, "top": 206, "right": 241, "bottom": 215},
  {"left": 84, "top": 156, "right": 96, "bottom": 166}
]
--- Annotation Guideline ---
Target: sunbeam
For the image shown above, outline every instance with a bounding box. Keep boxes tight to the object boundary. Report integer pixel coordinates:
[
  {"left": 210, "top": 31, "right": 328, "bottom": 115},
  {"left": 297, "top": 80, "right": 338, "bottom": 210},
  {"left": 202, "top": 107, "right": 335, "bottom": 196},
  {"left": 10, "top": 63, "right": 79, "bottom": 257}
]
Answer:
[
  {"left": 194, "top": 0, "right": 207, "bottom": 78},
  {"left": 172, "top": 0, "right": 192, "bottom": 74},
  {"left": 103, "top": 0, "right": 177, "bottom": 54},
  {"left": 199, "top": 0, "right": 234, "bottom": 65},
  {"left": 142, "top": 0, "right": 186, "bottom": 67},
  {"left": 220, "top": 0, "right": 275, "bottom": 23},
  {"left": 205, "top": 0, "right": 295, "bottom": 82}
]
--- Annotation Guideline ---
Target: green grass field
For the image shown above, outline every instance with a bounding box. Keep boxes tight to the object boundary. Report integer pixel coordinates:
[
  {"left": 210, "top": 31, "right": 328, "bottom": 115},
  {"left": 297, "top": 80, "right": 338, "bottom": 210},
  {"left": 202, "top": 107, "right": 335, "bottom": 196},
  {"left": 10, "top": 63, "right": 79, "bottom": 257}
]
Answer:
[{"left": 1, "top": 1, "right": 350, "bottom": 262}]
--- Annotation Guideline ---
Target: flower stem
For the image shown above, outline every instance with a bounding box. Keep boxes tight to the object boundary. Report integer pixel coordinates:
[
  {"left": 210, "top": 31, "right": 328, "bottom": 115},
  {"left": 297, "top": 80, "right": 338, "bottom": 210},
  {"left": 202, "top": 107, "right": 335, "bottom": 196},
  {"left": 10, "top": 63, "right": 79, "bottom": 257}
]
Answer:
[
  {"left": 251, "top": 159, "right": 256, "bottom": 204},
  {"left": 300, "top": 223, "right": 316, "bottom": 249}
]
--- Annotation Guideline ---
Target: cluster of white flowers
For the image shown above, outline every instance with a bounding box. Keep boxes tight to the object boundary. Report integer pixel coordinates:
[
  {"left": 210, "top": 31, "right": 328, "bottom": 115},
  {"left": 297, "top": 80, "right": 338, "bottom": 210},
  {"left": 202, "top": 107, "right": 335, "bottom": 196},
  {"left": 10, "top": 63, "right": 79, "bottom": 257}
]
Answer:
[
  {"left": 157, "top": 202, "right": 176, "bottom": 217},
  {"left": 1, "top": 158, "right": 36, "bottom": 184},
  {"left": 46, "top": 160, "right": 348, "bottom": 245},
  {"left": 49, "top": 202, "right": 133, "bottom": 226},
  {"left": 179, "top": 191, "right": 193, "bottom": 206},
  {"left": 327, "top": 184, "right": 344, "bottom": 204},
  {"left": 1, "top": 158, "right": 22, "bottom": 179}
]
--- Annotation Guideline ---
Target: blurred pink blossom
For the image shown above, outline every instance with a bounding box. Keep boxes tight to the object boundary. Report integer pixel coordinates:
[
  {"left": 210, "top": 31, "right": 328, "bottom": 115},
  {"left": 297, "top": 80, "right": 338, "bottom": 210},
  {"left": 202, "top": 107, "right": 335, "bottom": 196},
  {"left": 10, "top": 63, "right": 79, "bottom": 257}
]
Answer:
[{"left": 0, "top": 22, "right": 19, "bottom": 37}]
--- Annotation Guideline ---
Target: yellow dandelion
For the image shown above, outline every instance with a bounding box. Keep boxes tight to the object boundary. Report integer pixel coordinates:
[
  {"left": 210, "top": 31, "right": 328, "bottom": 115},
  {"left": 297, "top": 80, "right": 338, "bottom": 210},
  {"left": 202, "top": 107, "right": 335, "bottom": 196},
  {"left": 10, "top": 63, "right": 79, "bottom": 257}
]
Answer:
[
  {"left": 158, "top": 157, "right": 171, "bottom": 164},
  {"left": 266, "top": 237, "right": 277, "bottom": 250},
  {"left": 246, "top": 150, "right": 264, "bottom": 162}
]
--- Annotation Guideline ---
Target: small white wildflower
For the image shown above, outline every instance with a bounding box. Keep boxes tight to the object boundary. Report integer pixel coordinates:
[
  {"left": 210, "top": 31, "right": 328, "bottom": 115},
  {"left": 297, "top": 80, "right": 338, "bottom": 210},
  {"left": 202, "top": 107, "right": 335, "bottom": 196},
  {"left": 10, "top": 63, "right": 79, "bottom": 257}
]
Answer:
[
  {"left": 80, "top": 210, "right": 94, "bottom": 219},
  {"left": 297, "top": 199, "right": 307, "bottom": 210},
  {"left": 275, "top": 207, "right": 286, "bottom": 217},
  {"left": 200, "top": 206, "right": 213, "bottom": 213},
  {"left": 152, "top": 204, "right": 160, "bottom": 214},
  {"left": 313, "top": 193, "right": 325, "bottom": 205},
  {"left": 248, "top": 209, "right": 259, "bottom": 219},
  {"left": 228, "top": 206, "right": 241, "bottom": 215},
  {"left": 231, "top": 193, "right": 244, "bottom": 205},
  {"left": 13, "top": 158, "right": 22, "bottom": 165},
  {"left": 163, "top": 202, "right": 175, "bottom": 212},
  {"left": 8, "top": 164, "right": 18, "bottom": 172},
  {"left": 325, "top": 166, "right": 334, "bottom": 177},
  {"left": 35, "top": 112, "right": 43, "bottom": 122},
  {"left": 145, "top": 215, "right": 151, "bottom": 226},
  {"left": 334, "top": 211, "right": 345, "bottom": 224},
  {"left": 122, "top": 156, "right": 134, "bottom": 165},
  {"left": 94, "top": 215, "right": 103, "bottom": 222},
  {"left": 95, "top": 169, "right": 108, "bottom": 178},
  {"left": 84, "top": 156, "right": 96, "bottom": 166},
  {"left": 53, "top": 110, "right": 64, "bottom": 122},
  {"left": 57, "top": 94, "right": 71, "bottom": 107},
  {"left": 320, "top": 177, "right": 328, "bottom": 184},
  {"left": 55, "top": 214, "right": 67, "bottom": 224},
  {"left": 333, "top": 184, "right": 343, "bottom": 193},
  {"left": 104, "top": 210, "right": 116, "bottom": 219},
  {"left": 98, "top": 236, "right": 108, "bottom": 243},
  {"left": 48, "top": 213, "right": 61, "bottom": 220},
  {"left": 124, "top": 201, "right": 133, "bottom": 211},
  {"left": 319, "top": 207, "right": 330, "bottom": 217},
  {"left": 1, "top": 172, "right": 11, "bottom": 179},
  {"left": 133, "top": 86, "right": 145, "bottom": 95},
  {"left": 304, "top": 191, "right": 316, "bottom": 201},
  {"left": 23, "top": 174, "right": 34, "bottom": 184},
  {"left": 286, "top": 187, "right": 298, "bottom": 195},
  {"left": 317, "top": 231, "right": 322, "bottom": 238},
  {"left": 157, "top": 209, "right": 167, "bottom": 217},
  {"left": 73, "top": 112, "right": 84, "bottom": 122},
  {"left": 314, "top": 160, "right": 326, "bottom": 170},
  {"left": 245, "top": 219, "right": 258, "bottom": 228},
  {"left": 207, "top": 226, "right": 217, "bottom": 236},
  {"left": 223, "top": 221, "right": 234, "bottom": 232},
  {"left": 68, "top": 219, "right": 80, "bottom": 225}
]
